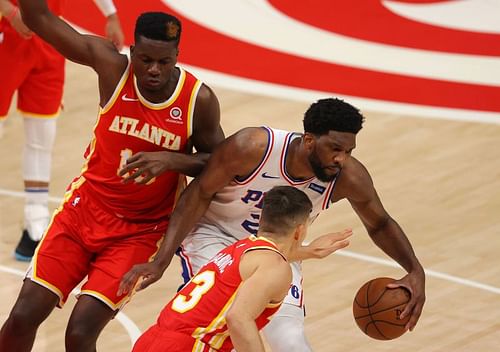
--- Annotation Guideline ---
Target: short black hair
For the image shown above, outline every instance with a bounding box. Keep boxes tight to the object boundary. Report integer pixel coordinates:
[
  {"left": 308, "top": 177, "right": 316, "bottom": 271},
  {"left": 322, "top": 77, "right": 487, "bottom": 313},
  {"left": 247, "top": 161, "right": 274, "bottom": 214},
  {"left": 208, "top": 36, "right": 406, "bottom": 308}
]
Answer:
[
  {"left": 303, "top": 98, "right": 364, "bottom": 135},
  {"left": 134, "top": 12, "right": 182, "bottom": 46},
  {"left": 259, "top": 186, "right": 312, "bottom": 235}
]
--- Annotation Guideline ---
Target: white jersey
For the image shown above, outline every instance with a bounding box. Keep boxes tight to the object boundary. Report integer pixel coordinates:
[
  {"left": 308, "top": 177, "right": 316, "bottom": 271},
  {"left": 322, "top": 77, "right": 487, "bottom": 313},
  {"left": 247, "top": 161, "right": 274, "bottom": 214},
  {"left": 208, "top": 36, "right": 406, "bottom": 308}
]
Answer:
[{"left": 193, "top": 126, "right": 338, "bottom": 240}]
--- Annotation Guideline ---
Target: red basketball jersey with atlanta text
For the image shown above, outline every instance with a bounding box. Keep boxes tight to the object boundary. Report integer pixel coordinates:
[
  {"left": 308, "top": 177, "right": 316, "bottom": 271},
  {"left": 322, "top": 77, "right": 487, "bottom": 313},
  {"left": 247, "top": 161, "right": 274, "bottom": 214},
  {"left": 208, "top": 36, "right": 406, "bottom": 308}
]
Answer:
[
  {"left": 158, "top": 236, "right": 286, "bottom": 351},
  {"left": 80, "top": 62, "right": 201, "bottom": 221}
]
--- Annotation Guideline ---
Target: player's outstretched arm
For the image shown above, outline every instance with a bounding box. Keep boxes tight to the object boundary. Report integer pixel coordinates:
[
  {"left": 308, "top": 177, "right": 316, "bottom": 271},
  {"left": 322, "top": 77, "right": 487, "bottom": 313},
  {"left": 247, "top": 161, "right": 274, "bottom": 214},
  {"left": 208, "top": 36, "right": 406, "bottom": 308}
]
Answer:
[
  {"left": 226, "top": 250, "right": 291, "bottom": 352},
  {"left": 118, "top": 84, "right": 224, "bottom": 181},
  {"left": 288, "top": 228, "right": 353, "bottom": 262},
  {"left": 18, "top": 0, "right": 120, "bottom": 69},
  {"left": 336, "top": 158, "right": 426, "bottom": 331},
  {"left": 118, "top": 128, "right": 269, "bottom": 295}
]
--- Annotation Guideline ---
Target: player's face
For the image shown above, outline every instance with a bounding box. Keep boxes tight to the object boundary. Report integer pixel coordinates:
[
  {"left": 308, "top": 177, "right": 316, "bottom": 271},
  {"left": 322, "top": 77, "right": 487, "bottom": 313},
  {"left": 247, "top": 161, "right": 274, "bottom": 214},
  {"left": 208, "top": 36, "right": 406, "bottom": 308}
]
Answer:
[
  {"left": 131, "top": 36, "right": 179, "bottom": 93},
  {"left": 307, "top": 131, "right": 356, "bottom": 182}
]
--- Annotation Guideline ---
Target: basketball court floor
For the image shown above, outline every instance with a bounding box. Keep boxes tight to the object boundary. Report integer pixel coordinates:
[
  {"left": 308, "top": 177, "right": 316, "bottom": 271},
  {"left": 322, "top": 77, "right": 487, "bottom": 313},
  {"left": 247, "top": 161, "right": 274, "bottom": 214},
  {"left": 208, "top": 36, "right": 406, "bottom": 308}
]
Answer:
[{"left": 1, "top": 1, "right": 499, "bottom": 351}]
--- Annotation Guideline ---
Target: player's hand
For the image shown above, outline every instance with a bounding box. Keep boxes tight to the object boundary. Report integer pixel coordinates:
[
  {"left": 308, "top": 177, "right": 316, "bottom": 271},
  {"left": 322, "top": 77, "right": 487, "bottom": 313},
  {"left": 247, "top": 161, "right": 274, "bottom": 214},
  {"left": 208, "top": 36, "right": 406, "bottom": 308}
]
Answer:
[
  {"left": 119, "top": 151, "right": 173, "bottom": 184},
  {"left": 291, "top": 229, "right": 352, "bottom": 261},
  {"left": 117, "top": 261, "right": 165, "bottom": 296},
  {"left": 105, "top": 13, "right": 124, "bottom": 51},
  {"left": 9, "top": 9, "right": 33, "bottom": 39},
  {"left": 307, "top": 228, "right": 352, "bottom": 258},
  {"left": 386, "top": 269, "right": 426, "bottom": 332}
]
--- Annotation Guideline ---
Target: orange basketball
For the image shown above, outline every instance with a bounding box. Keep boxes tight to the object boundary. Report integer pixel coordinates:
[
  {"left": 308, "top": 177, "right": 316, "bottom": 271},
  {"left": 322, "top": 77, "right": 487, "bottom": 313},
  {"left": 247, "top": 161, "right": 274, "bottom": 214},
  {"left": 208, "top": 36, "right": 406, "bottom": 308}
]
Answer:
[{"left": 353, "top": 277, "right": 411, "bottom": 340}]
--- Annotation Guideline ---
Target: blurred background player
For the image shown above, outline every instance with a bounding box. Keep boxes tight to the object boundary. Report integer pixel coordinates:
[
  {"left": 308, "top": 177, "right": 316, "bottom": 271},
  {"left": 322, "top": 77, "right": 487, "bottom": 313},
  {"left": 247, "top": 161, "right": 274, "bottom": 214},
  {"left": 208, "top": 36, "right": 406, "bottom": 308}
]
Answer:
[
  {"left": 0, "top": 0, "right": 124, "bottom": 262},
  {"left": 131, "top": 186, "right": 351, "bottom": 352}
]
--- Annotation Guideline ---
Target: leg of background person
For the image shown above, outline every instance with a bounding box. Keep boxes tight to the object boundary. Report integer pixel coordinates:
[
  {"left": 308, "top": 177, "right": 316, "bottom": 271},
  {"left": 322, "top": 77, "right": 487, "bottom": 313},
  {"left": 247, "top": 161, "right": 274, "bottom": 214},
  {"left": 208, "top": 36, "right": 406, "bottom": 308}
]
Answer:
[
  {"left": 15, "top": 117, "right": 57, "bottom": 261},
  {"left": 65, "top": 295, "right": 116, "bottom": 352},
  {"left": 263, "top": 303, "right": 313, "bottom": 352},
  {"left": 0, "top": 280, "right": 59, "bottom": 351}
]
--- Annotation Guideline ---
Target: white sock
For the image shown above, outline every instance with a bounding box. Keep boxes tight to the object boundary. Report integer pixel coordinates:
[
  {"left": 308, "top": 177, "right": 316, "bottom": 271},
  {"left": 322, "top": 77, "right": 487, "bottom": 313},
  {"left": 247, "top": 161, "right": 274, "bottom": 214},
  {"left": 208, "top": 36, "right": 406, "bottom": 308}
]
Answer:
[{"left": 24, "top": 188, "right": 50, "bottom": 241}]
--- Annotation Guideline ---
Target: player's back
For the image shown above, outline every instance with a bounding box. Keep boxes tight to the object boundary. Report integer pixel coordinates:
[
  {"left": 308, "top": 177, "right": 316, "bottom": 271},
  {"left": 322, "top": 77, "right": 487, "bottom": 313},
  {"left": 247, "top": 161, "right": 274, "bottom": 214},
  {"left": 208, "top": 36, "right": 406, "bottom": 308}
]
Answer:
[{"left": 157, "top": 236, "right": 285, "bottom": 351}]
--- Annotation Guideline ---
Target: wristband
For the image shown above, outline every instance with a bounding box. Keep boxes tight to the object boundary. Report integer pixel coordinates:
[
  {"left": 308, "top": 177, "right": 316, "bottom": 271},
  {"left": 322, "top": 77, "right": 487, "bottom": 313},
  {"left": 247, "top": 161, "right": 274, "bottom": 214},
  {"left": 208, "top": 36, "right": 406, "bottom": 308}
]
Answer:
[{"left": 93, "top": 0, "right": 117, "bottom": 18}]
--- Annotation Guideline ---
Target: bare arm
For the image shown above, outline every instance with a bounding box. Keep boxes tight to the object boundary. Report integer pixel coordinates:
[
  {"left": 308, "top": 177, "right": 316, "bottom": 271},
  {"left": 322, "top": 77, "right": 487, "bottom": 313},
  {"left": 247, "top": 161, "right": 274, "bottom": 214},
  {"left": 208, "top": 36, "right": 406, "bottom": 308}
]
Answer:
[
  {"left": 334, "top": 158, "right": 425, "bottom": 331},
  {"left": 18, "top": 0, "right": 126, "bottom": 88},
  {"left": 119, "top": 84, "right": 225, "bottom": 180},
  {"left": 118, "top": 128, "right": 269, "bottom": 295},
  {"left": 226, "top": 250, "right": 291, "bottom": 352},
  {"left": 92, "top": 0, "right": 125, "bottom": 50}
]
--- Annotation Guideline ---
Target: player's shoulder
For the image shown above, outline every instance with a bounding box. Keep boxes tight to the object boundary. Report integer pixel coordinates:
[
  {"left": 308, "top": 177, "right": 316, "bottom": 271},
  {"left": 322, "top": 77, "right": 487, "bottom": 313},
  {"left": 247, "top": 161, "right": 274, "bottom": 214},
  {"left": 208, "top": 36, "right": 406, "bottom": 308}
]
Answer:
[
  {"left": 333, "top": 157, "right": 374, "bottom": 202},
  {"left": 243, "top": 248, "right": 290, "bottom": 274},
  {"left": 228, "top": 127, "right": 269, "bottom": 156}
]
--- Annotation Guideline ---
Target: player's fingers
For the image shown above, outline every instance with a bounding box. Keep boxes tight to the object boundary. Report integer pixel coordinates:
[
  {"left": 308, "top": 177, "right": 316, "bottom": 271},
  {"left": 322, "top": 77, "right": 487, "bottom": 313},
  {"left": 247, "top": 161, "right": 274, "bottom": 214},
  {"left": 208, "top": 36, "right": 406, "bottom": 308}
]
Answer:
[
  {"left": 137, "top": 275, "right": 159, "bottom": 291},
  {"left": 405, "top": 302, "right": 423, "bottom": 331},
  {"left": 117, "top": 271, "right": 138, "bottom": 296},
  {"left": 135, "top": 174, "right": 154, "bottom": 185}
]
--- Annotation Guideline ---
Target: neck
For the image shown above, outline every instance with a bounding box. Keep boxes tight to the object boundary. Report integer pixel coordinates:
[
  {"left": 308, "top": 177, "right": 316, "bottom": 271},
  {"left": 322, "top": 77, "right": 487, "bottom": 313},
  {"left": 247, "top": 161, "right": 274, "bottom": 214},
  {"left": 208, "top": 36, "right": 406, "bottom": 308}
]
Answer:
[
  {"left": 285, "top": 137, "right": 314, "bottom": 180},
  {"left": 257, "top": 233, "right": 293, "bottom": 260}
]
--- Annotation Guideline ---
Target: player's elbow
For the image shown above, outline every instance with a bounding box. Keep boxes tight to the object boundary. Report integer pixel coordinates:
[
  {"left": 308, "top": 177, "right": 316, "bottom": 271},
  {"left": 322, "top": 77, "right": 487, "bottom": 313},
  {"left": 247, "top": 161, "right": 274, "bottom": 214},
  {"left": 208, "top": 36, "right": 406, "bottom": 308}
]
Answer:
[{"left": 226, "top": 309, "right": 249, "bottom": 333}]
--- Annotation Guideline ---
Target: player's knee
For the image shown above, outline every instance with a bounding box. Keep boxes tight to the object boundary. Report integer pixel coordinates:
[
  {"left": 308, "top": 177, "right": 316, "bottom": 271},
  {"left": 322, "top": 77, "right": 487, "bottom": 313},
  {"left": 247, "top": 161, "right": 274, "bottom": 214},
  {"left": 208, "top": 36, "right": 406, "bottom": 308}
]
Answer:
[
  {"left": 22, "top": 118, "right": 57, "bottom": 182},
  {"left": 6, "top": 304, "right": 41, "bottom": 332},
  {"left": 65, "top": 321, "right": 100, "bottom": 347},
  {"left": 23, "top": 118, "right": 57, "bottom": 153}
]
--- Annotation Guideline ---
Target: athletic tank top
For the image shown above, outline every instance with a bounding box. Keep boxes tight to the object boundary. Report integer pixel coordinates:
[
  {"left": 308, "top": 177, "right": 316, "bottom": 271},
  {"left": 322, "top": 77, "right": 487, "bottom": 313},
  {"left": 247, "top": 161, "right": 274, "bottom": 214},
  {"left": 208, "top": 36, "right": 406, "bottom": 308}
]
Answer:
[
  {"left": 198, "top": 127, "right": 337, "bottom": 239},
  {"left": 76, "top": 61, "right": 202, "bottom": 221},
  {"left": 158, "top": 235, "right": 286, "bottom": 351}
]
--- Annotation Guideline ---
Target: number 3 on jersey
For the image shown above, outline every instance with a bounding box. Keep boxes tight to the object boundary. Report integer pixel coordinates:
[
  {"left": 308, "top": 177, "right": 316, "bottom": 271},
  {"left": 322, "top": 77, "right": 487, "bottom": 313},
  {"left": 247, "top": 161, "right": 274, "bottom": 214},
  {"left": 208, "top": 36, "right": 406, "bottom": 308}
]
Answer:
[
  {"left": 172, "top": 271, "right": 216, "bottom": 313},
  {"left": 118, "top": 148, "right": 155, "bottom": 185}
]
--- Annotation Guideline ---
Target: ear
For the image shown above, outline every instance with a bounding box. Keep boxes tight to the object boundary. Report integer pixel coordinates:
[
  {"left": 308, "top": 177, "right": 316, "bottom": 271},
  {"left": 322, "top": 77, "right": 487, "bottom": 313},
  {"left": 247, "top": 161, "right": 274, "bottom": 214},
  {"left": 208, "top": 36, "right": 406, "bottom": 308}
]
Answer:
[
  {"left": 294, "top": 223, "right": 306, "bottom": 242},
  {"left": 302, "top": 132, "right": 317, "bottom": 152}
]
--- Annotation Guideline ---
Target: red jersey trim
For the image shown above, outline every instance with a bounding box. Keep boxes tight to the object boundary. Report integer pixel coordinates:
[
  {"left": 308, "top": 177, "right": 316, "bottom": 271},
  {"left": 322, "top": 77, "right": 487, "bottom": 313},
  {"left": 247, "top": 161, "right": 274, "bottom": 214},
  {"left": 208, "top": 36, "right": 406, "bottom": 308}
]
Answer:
[{"left": 133, "top": 67, "right": 186, "bottom": 110}]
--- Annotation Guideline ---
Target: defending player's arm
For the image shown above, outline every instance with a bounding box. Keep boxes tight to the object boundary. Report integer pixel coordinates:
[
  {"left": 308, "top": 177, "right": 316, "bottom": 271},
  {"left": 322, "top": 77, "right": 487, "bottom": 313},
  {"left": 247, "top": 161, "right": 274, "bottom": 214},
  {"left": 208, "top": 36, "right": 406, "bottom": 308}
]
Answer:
[
  {"left": 18, "top": 0, "right": 124, "bottom": 80},
  {"left": 118, "top": 128, "right": 268, "bottom": 295},
  {"left": 119, "top": 84, "right": 224, "bottom": 180},
  {"left": 226, "top": 250, "right": 292, "bottom": 352},
  {"left": 287, "top": 229, "right": 352, "bottom": 262},
  {"left": 335, "top": 158, "right": 426, "bottom": 331}
]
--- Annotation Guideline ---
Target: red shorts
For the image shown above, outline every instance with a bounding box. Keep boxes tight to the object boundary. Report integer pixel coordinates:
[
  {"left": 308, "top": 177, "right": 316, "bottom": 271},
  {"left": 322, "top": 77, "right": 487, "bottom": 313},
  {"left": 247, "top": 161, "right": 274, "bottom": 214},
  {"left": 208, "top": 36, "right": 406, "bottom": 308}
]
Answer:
[
  {"left": 28, "top": 180, "right": 168, "bottom": 310},
  {"left": 0, "top": 21, "right": 65, "bottom": 119},
  {"left": 132, "top": 325, "right": 197, "bottom": 352}
]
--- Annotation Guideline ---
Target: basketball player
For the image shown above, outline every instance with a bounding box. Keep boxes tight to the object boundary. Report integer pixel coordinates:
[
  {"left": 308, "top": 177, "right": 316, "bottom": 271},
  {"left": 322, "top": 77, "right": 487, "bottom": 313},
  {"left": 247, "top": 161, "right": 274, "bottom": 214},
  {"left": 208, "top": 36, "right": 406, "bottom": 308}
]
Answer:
[
  {"left": 0, "top": 0, "right": 124, "bottom": 262},
  {"left": 120, "top": 98, "right": 426, "bottom": 351},
  {"left": 0, "top": 3, "right": 224, "bottom": 352},
  {"left": 132, "top": 186, "right": 351, "bottom": 352}
]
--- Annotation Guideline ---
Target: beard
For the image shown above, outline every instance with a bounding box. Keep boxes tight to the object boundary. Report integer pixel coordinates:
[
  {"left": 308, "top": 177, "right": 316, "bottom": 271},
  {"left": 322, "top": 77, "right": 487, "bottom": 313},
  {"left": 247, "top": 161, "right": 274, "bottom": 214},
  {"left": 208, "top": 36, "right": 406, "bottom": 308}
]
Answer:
[{"left": 308, "top": 149, "right": 340, "bottom": 182}]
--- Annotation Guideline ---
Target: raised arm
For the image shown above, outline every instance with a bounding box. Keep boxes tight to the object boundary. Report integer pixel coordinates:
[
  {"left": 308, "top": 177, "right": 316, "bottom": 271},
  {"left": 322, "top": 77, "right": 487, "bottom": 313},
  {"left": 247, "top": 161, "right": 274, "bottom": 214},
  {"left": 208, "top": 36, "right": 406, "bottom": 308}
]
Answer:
[
  {"left": 18, "top": 0, "right": 125, "bottom": 74},
  {"left": 118, "top": 128, "right": 269, "bottom": 295},
  {"left": 118, "top": 84, "right": 225, "bottom": 180},
  {"left": 226, "top": 250, "right": 291, "bottom": 352},
  {"left": 334, "top": 158, "right": 426, "bottom": 331}
]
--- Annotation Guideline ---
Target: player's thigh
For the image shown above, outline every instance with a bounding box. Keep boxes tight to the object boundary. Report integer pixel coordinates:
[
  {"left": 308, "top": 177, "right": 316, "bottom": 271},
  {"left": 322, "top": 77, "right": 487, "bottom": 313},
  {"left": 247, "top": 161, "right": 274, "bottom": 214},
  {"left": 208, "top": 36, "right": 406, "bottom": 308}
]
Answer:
[
  {"left": 263, "top": 303, "right": 312, "bottom": 352},
  {"left": 17, "top": 44, "right": 64, "bottom": 116},
  {"left": 81, "top": 232, "right": 164, "bottom": 310},
  {"left": 0, "top": 29, "right": 34, "bottom": 116},
  {"left": 178, "top": 233, "right": 235, "bottom": 278},
  {"left": 28, "top": 208, "right": 93, "bottom": 307}
]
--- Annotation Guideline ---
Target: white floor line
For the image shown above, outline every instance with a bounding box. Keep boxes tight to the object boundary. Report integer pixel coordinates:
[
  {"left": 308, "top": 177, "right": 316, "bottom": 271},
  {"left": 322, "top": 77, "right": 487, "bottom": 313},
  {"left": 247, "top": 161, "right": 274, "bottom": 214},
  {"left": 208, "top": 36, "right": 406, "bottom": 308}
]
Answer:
[{"left": 0, "top": 265, "right": 141, "bottom": 345}]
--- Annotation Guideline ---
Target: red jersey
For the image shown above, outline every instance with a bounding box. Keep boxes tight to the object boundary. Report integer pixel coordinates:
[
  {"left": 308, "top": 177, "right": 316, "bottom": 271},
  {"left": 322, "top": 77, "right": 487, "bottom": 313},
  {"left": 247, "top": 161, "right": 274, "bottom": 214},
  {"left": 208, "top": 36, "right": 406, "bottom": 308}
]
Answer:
[
  {"left": 157, "top": 236, "right": 286, "bottom": 351},
  {"left": 79, "top": 62, "right": 202, "bottom": 221}
]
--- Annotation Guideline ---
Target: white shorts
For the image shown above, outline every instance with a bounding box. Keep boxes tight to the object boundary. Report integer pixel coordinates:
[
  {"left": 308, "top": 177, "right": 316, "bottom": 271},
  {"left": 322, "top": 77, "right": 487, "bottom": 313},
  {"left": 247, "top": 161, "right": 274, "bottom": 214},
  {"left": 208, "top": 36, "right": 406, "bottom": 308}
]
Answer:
[{"left": 177, "top": 223, "right": 304, "bottom": 307}]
